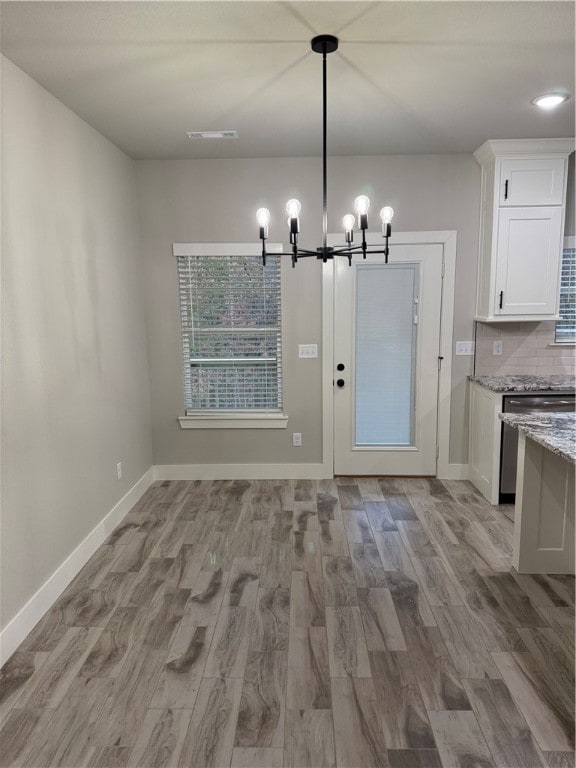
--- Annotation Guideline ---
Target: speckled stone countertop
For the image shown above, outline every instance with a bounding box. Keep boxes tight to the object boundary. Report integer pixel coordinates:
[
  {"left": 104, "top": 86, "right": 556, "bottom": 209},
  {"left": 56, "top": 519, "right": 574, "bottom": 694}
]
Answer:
[
  {"left": 469, "top": 374, "right": 575, "bottom": 393},
  {"left": 499, "top": 412, "right": 575, "bottom": 464}
]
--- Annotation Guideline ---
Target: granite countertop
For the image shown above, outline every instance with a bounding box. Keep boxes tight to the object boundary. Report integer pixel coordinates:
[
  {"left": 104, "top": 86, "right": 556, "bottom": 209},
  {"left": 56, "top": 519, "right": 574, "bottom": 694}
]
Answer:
[
  {"left": 469, "top": 374, "right": 575, "bottom": 393},
  {"left": 499, "top": 412, "right": 576, "bottom": 464}
]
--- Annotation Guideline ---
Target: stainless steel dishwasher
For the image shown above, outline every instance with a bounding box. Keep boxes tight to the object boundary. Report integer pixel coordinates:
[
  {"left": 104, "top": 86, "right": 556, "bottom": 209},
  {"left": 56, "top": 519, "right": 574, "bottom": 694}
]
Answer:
[{"left": 500, "top": 393, "right": 576, "bottom": 502}]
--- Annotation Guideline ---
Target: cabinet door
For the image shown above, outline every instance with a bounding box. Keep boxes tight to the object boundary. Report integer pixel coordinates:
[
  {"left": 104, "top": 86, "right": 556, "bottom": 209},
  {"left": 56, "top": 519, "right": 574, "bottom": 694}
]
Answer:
[
  {"left": 469, "top": 384, "right": 502, "bottom": 504},
  {"left": 499, "top": 157, "right": 566, "bottom": 206},
  {"left": 495, "top": 207, "right": 563, "bottom": 316}
]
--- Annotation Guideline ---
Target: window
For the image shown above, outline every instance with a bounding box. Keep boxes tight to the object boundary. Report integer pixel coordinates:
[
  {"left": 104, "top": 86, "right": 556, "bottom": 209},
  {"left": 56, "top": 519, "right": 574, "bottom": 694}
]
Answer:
[
  {"left": 555, "top": 244, "right": 576, "bottom": 343},
  {"left": 174, "top": 244, "right": 285, "bottom": 426}
]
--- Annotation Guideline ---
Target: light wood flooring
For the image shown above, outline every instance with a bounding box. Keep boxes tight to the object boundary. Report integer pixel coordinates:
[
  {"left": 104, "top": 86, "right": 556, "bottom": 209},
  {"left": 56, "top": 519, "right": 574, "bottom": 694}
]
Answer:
[{"left": 1, "top": 477, "right": 574, "bottom": 768}]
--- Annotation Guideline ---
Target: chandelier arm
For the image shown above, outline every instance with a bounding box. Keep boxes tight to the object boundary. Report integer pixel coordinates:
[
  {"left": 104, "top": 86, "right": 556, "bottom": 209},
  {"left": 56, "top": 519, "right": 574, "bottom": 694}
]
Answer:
[
  {"left": 339, "top": 248, "right": 390, "bottom": 255},
  {"left": 331, "top": 245, "right": 393, "bottom": 262},
  {"left": 330, "top": 244, "right": 389, "bottom": 254},
  {"left": 263, "top": 250, "right": 320, "bottom": 258}
]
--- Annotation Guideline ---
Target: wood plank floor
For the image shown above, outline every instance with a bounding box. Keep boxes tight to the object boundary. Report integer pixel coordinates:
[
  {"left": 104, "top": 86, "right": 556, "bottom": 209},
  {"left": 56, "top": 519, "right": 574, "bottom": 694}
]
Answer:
[{"left": 1, "top": 478, "right": 574, "bottom": 768}]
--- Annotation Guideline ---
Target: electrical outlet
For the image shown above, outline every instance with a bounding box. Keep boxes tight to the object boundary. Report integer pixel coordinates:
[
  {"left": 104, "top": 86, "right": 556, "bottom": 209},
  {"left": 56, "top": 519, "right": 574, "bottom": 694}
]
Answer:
[
  {"left": 493, "top": 340, "right": 503, "bottom": 356},
  {"left": 292, "top": 432, "right": 302, "bottom": 447},
  {"left": 116, "top": 462, "right": 123, "bottom": 480},
  {"left": 455, "top": 341, "right": 475, "bottom": 356},
  {"left": 298, "top": 344, "right": 318, "bottom": 359}
]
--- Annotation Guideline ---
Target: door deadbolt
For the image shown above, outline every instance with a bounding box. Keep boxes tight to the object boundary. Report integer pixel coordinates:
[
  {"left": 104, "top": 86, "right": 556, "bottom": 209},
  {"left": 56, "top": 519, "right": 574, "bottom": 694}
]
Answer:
[
  {"left": 336, "top": 363, "right": 345, "bottom": 371},
  {"left": 336, "top": 379, "right": 345, "bottom": 388}
]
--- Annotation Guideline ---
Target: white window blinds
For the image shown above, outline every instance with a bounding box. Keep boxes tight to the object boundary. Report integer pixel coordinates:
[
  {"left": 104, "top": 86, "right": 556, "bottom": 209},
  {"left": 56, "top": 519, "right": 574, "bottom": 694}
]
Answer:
[
  {"left": 354, "top": 264, "right": 418, "bottom": 446},
  {"left": 555, "top": 246, "right": 576, "bottom": 343},
  {"left": 177, "top": 252, "right": 283, "bottom": 413}
]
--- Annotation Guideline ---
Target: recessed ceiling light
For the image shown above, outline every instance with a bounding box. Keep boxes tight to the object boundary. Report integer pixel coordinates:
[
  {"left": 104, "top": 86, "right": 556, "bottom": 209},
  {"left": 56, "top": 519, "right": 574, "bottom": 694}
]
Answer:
[
  {"left": 186, "top": 131, "right": 238, "bottom": 139},
  {"left": 531, "top": 93, "right": 569, "bottom": 110}
]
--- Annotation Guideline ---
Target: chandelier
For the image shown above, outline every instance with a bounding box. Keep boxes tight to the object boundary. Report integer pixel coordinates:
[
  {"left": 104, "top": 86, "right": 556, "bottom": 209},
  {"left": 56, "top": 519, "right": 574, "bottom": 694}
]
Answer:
[{"left": 256, "top": 34, "right": 395, "bottom": 268}]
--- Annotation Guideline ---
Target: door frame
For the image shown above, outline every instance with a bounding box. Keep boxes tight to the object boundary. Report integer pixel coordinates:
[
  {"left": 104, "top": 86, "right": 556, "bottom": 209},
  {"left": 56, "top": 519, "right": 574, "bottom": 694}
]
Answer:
[{"left": 320, "top": 230, "right": 457, "bottom": 479}]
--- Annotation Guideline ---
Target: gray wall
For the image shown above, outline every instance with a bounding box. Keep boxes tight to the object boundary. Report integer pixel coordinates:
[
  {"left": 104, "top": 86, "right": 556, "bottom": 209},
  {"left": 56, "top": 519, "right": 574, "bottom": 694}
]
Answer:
[
  {"left": 1, "top": 58, "right": 153, "bottom": 629},
  {"left": 137, "top": 153, "right": 480, "bottom": 467}
]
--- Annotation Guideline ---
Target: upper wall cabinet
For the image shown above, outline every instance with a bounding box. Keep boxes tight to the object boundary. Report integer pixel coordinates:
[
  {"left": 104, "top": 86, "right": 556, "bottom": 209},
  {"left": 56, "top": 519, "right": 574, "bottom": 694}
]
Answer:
[
  {"left": 498, "top": 157, "right": 566, "bottom": 207},
  {"left": 474, "top": 139, "right": 574, "bottom": 322}
]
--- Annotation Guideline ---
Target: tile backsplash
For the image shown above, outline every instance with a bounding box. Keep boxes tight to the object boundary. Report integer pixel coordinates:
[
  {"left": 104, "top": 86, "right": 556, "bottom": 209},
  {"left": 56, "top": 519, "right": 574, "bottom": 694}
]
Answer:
[{"left": 474, "top": 321, "right": 576, "bottom": 376}]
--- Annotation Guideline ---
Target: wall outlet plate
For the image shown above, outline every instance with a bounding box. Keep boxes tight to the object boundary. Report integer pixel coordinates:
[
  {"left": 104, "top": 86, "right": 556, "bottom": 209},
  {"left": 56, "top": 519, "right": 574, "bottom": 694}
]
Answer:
[
  {"left": 292, "top": 432, "right": 302, "bottom": 446},
  {"left": 116, "top": 462, "right": 123, "bottom": 480},
  {"left": 298, "top": 344, "right": 318, "bottom": 359},
  {"left": 493, "top": 340, "right": 503, "bottom": 356},
  {"left": 455, "top": 341, "right": 475, "bottom": 356}
]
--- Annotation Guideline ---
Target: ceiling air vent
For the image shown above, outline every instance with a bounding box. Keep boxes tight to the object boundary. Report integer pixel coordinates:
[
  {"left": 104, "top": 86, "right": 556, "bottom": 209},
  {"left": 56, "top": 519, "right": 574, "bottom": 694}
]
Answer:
[{"left": 186, "top": 131, "right": 238, "bottom": 139}]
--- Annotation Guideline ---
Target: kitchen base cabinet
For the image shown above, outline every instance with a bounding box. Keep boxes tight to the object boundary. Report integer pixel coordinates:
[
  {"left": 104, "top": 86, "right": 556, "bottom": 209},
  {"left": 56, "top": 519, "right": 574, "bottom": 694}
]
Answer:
[
  {"left": 514, "top": 432, "right": 575, "bottom": 574},
  {"left": 468, "top": 381, "right": 502, "bottom": 504}
]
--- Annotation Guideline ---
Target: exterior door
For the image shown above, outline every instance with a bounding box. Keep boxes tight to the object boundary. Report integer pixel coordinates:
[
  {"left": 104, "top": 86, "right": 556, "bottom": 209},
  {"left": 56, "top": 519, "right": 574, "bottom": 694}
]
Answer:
[{"left": 333, "top": 243, "right": 443, "bottom": 475}]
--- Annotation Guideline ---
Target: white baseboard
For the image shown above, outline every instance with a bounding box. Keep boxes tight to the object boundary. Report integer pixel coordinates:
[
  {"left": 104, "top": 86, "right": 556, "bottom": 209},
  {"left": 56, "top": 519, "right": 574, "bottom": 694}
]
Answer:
[
  {"left": 0, "top": 467, "right": 154, "bottom": 667},
  {"left": 154, "top": 463, "right": 469, "bottom": 482},
  {"left": 153, "top": 463, "right": 331, "bottom": 481},
  {"left": 437, "top": 463, "right": 470, "bottom": 480},
  {"left": 154, "top": 463, "right": 470, "bottom": 482}
]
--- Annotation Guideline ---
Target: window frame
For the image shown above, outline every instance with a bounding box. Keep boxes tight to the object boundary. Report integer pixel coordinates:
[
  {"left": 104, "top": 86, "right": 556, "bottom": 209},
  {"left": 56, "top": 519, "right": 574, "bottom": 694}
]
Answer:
[
  {"left": 555, "top": 237, "right": 576, "bottom": 344},
  {"left": 173, "top": 242, "right": 288, "bottom": 429}
]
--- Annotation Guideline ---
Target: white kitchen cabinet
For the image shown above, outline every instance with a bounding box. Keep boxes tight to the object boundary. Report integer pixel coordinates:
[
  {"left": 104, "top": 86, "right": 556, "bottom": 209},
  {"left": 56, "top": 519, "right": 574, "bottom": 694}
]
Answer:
[
  {"left": 468, "top": 381, "right": 502, "bottom": 504},
  {"left": 495, "top": 206, "right": 564, "bottom": 315},
  {"left": 514, "top": 431, "right": 574, "bottom": 574},
  {"left": 498, "top": 157, "right": 566, "bottom": 206},
  {"left": 474, "top": 138, "right": 574, "bottom": 322}
]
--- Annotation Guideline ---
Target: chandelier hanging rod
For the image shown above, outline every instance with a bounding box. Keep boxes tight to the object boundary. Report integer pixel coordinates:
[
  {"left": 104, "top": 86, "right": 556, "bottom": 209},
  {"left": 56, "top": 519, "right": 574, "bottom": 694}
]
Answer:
[{"left": 256, "top": 34, "right": 395, "bottom": 268}]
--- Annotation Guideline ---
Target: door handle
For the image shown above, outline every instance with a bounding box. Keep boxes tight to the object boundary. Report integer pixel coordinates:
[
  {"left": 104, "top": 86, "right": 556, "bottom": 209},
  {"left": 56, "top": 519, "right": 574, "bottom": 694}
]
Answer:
[{"left": 336, "top": 379, "right": 345, "bottom": 388}]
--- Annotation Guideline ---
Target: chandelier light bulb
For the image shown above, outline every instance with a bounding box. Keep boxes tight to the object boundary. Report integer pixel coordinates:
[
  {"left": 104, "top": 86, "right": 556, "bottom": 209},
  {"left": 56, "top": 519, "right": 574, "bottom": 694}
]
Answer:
[
  {"left": 380, "top": 206, "right": 394, "bottom": 225},
  {"left": 256, "top": 208, "right": 271, "bottom": 227},
  {"left": 354, "top": 195, "right": 370, "bottom": 215},
  {"left": 343, "top": 214, "right": 355, "bottom": 232},
  {"left": 286, "top": 199, "right": 302, "bottom": 218}
]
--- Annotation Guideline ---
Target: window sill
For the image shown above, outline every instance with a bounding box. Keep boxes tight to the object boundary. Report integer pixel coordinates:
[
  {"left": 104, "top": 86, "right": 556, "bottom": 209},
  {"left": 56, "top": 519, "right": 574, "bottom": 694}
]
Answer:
[
  {"left": 178, "top": 413, "right": 289, "bottom": 430},
  {"left": 547, "top": 342, "right": 576, "bottom": 348}
]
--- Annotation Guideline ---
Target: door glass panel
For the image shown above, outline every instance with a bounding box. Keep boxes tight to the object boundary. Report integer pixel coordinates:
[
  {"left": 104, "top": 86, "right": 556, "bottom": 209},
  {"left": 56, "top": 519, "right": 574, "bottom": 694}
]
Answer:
[{"left": 354, "top": 264, "right": 418, "bottom": 446}]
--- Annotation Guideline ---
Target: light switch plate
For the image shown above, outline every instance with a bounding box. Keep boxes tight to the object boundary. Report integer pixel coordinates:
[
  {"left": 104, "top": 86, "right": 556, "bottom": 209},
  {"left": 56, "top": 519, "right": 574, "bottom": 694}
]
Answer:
[
  {"left": 493, "top": 340, "right": 503, "bottom": 356},
  {"left": 455, "top": 341, "right": 475, "bottom": 356},
  {"left": 299, "top": 344, "right": 318, "bottom": 359}
]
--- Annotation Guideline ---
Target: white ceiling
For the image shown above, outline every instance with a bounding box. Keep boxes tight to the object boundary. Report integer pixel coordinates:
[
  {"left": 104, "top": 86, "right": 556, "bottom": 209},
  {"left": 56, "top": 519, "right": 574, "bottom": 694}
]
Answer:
[{"left": 1, "top": 1, "right": 574, "bottom": 160}]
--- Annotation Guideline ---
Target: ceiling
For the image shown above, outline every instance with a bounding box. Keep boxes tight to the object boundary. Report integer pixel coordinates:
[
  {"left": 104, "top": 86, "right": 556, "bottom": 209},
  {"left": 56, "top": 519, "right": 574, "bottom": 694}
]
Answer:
[{"left": 1, "top": 1, "right": 574, "bottom": 160}]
